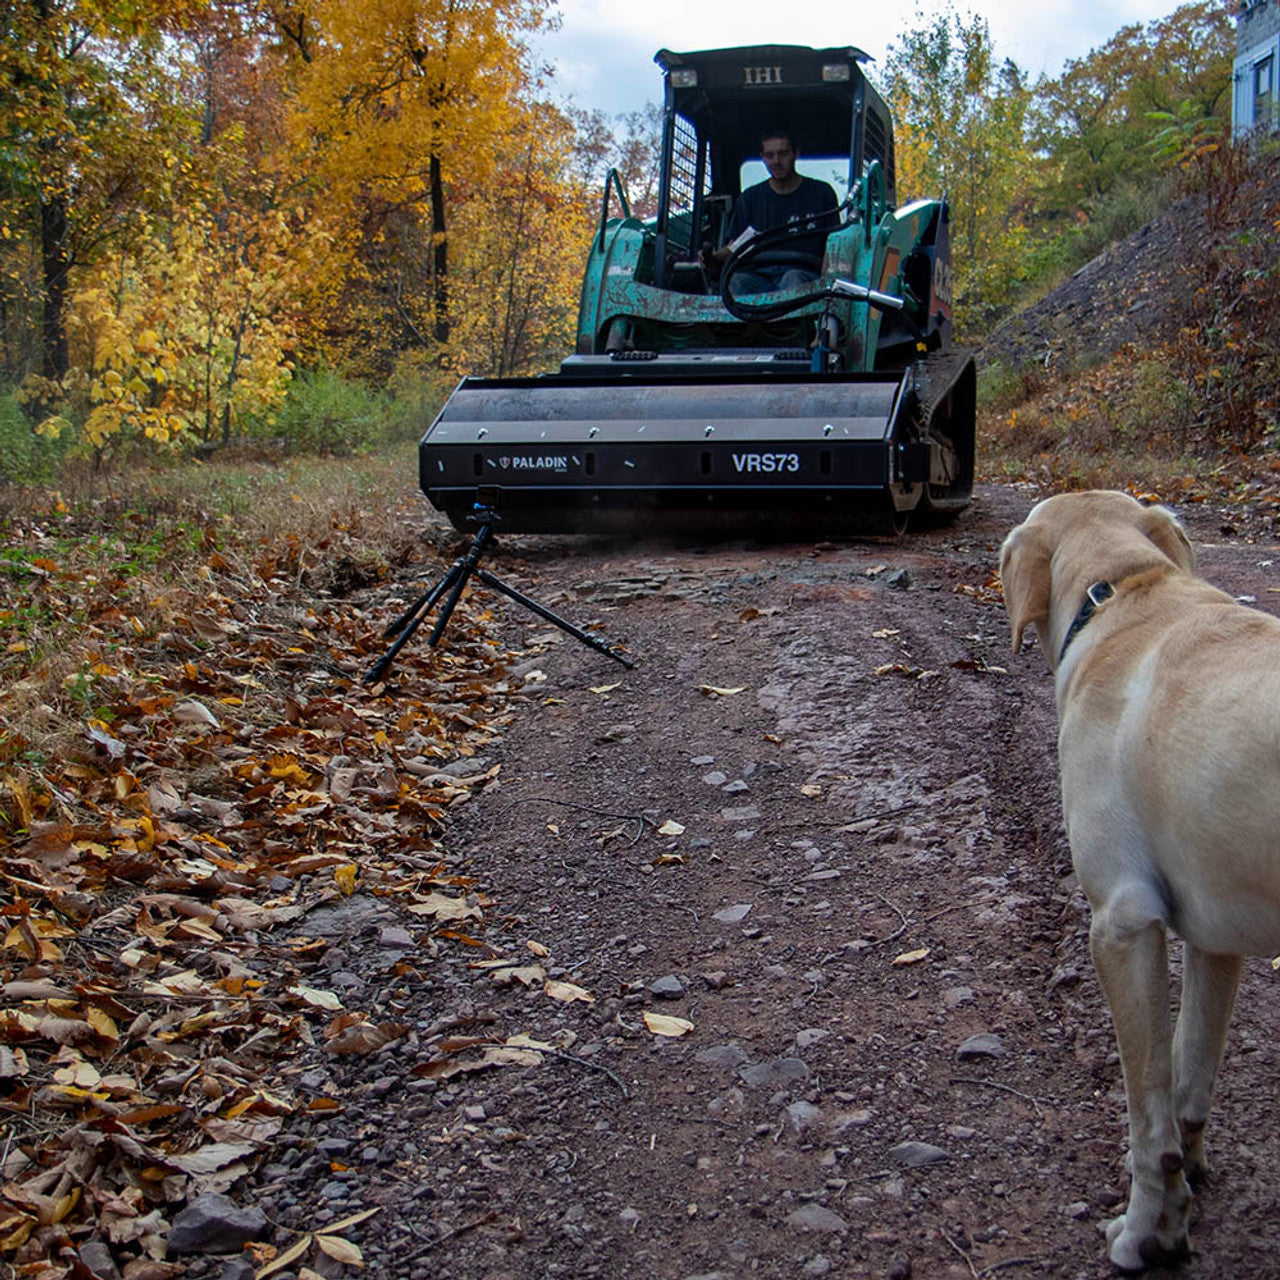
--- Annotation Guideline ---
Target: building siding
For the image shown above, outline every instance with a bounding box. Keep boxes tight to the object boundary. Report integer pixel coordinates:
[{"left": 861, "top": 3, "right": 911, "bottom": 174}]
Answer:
[{"left": 1236, "top": 1, "right": 1280, "bottom": 136}]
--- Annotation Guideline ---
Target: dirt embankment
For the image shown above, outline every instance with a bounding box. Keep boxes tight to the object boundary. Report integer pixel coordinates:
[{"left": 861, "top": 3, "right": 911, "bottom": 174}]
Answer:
[{"left": 203, "top": 487, "right": 1280, "bottom": 1280}]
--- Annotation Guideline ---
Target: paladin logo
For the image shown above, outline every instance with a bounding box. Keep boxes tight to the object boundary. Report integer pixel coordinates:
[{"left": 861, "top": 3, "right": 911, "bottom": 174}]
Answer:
[{"left": 498, "top": 455, "right": 570, "bottom": 472}]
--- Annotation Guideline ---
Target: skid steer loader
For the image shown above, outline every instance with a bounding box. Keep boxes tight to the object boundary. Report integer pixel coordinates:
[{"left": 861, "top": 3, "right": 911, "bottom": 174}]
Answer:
[{"left": 419, "top": 44, "right": 975, "bottom": 535}]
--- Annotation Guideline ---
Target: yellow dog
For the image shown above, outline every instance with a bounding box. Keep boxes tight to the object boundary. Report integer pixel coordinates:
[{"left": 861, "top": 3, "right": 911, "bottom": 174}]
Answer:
[{"left": 1001, "top": 490, "right": 1280, "bottom": 1271}]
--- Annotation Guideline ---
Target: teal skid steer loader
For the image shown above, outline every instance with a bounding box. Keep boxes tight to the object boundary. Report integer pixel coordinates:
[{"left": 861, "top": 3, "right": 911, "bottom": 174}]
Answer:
[{"left": 419, "top": 44, "right": 975, "bottom": 535}]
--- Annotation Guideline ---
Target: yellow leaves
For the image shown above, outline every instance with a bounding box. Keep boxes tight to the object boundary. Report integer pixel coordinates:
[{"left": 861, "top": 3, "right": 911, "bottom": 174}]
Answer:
[
  {"left": 698, "top": 684, "right": 747, "bottom": 698},
  {"left": 48, "top": 198, "right": 321, "bottom": 455},
  {"left": 892, "top": 947, "right": 931, "bottom": 967}
]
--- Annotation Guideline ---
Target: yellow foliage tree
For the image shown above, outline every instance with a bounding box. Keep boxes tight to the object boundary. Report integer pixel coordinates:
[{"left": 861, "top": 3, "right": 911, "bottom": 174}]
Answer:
[
  {"left": 282, "top": 0, "right": 556, "bottom": 359},
  {"left": 446, "top": 103, "right": 594, "bottom": 378},
  {"left": 34, "top": 200, "right": 334, "bottom": 453}
]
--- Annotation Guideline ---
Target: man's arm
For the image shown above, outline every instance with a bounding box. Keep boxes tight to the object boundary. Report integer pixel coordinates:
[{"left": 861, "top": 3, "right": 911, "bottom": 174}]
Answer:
[{"left": 704, "top": 189, "right": 752, "bottom": 266}]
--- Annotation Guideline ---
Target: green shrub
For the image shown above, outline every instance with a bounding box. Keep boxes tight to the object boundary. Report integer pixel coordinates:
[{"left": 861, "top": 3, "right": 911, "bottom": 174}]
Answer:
[
  {"left": 0, "top": 386, "right": 72, "bottom": 484},
  {"left": 256, "top": 368, "right": 391, "bottom": 455},
  {"left": 384, "top": 352, "right": 454, "bottom": 443}
]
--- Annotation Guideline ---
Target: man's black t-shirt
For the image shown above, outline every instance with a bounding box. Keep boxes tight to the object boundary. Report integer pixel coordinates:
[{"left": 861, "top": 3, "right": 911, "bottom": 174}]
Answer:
[{"left": 726, "top": 175, "right": 838, "bottom": 263}]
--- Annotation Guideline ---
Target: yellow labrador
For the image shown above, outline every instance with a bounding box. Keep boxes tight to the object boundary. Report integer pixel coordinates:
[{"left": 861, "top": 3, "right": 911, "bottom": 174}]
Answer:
[{"left": 1001, "top": 490, "right": 1280, "bottom": 1271}]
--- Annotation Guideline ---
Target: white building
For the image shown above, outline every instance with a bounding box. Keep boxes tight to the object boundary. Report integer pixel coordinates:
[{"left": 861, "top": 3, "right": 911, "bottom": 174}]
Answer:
[{"left": 1235, "top": 0, "right": 1280, "bottom": 137}]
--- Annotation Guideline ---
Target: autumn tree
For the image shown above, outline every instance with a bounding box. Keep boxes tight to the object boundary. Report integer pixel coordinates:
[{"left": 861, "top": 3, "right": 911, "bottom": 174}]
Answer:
[
  {"left": 282, "top": 0, "right": 556, "bottom": 364},
  {"left": 884, "top": 6, "right": 1034, "bottom": 327},
  {"left": 1030, "top": 2, "right": 1234, "bottom": 213},
  {"left": 0, "top": 0, "right": 196, "bottom": 381},
  {"left": 446, "top": 101, "right": 593, "bottom": 378}
]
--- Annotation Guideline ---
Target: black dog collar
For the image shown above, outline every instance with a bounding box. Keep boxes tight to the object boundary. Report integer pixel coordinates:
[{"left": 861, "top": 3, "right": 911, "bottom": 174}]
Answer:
[{"left": 1059, "top": 581, "right": 1115, "bottom": 661}]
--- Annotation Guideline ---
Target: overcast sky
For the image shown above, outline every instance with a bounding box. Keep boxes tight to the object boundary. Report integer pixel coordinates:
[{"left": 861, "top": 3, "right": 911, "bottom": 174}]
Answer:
[{"left": 535, "top": 0, "right": 1202, "bottom": 116}]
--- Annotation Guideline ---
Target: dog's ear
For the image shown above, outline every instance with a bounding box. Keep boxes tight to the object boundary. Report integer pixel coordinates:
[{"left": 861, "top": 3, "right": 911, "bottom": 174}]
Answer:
[
  {"left": 1140, "top": 503, "right": 1195, "bottom": 572},
  {"left": 1000, "top": 521, "right": 1052, "bottom": 653}
]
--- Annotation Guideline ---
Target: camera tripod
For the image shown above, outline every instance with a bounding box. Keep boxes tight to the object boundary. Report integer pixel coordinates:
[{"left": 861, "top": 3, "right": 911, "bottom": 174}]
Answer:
[{"left": 363, "top": 495, "right": 635, "bottom": 685}]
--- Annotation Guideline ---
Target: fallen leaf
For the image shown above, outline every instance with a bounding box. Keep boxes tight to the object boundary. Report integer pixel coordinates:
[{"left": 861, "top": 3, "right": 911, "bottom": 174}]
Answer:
[
  {"left": 799, "top": 784, "right": 821, "bottom": 798},
  {"left": 871, "top": 628, "right": 901, "bottom": 638},
  {"left": 643, "top": 1011, "right": 694, "bottom": 1037},
  {"left": 405, "top": 893, "right": 482, "bottom": 923},
  {"left": 286, "top": 985, "right": 343, "bottom": 1011},
  {"left": 256, "top": 1234, "right": 313, "bottom": 1279},
  {"left": 657, "top": 819, "right": 685, "bottom": 836},
  {"left": 316, "top": 1235, "right": 363, "bottom": 1265},
  {"left": 490, "top": 964, "right": 545, "bottom": 989},
  {"left": 892, "top": 948, "right": 931, "bottom": 967},
  {"left": 321, "top": 1208, "right": 381, "bottom": 1234},
  {"left": 652, "top": 853, "right": 686, "bottom": 866},
  {"left": 697, "top": 685, "right": 747, "bottom": 697},
  {"left": 589, "top": 682, "right": 622, "bottom": 694},
  {"left": 322, "top": 1013, "right": 409, "bottom": 1055},
  {"left": 525, "top": 940, "right": 550, "bottom": 957},
  {"left": 544, "top": 979, "right": 594, "bottom": 1004},
  {"left": 333, "top": 864, "right": 357, "bottom": 896},
  {"left": 174, "top": 699, "right": 221, "bottom": 728}
]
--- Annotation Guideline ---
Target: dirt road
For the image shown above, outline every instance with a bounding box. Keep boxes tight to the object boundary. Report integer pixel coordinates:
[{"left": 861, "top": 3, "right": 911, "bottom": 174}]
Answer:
[{"left": 221, "top": 484, "right": 1280, "bottom": 1280}]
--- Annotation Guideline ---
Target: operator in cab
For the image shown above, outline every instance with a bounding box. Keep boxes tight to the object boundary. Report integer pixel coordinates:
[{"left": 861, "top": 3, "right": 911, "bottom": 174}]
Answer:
[{"left": 705, "top": 128, "right": 838, "bottom": 295}]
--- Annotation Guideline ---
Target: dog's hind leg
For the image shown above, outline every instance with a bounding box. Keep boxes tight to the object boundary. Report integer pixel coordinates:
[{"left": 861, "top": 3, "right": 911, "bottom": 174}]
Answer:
[
  {"left": 1173, "top": 944, "right": 1242, "bottom": 1181},
  {"left": 1090, "top": 906, "right": 1191, "bottom": 1272}
]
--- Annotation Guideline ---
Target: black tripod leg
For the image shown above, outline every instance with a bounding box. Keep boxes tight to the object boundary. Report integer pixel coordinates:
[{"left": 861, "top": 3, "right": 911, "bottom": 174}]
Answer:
[
  {"left": 362, "top": 565, "right": 460, "bottom": 685},
  {"left": 427, "top": 558, "right": 475, "bottom": 648},
  {"left": 473, "top": 568, "right": 635, "bottom": 669},
  {"left": 383, "top": 569, "right": 460, "bottom": 641}
]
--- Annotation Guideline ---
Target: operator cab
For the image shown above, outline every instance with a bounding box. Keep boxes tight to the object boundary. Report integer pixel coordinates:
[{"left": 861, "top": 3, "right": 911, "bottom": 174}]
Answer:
[{"left": 651, "top": 45, "right": 897, "bottom": 293}]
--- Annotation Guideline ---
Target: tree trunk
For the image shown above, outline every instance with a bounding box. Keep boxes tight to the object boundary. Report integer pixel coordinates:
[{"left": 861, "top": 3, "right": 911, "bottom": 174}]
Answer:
[
  {"left": 39, "top": 189, "right": 70, "bottom": 379},
  {"left": 429, "top": 152, "right": 450, "bottom": 344}
]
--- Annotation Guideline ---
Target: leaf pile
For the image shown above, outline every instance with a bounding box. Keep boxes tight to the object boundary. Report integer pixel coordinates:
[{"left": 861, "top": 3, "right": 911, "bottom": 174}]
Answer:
[{"left": 0, "top": 496, "right": 518, "bottom": 1275}]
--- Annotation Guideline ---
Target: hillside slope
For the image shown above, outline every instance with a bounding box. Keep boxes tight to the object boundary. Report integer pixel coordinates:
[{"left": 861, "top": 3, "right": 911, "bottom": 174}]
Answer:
[{"left": 980, "top": 152, "right": 1280, "bottom": 380}]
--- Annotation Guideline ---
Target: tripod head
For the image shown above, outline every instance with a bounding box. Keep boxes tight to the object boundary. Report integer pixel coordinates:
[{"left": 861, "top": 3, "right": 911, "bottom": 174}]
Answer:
[{"left": 467, "top": 485, "right": 503, "bottom": 528}]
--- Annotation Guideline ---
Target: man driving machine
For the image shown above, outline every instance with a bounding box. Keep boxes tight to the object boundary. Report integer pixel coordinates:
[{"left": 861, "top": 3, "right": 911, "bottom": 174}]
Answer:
[{"left": 705, "top": 127, "right": 838, "bottom": 295}]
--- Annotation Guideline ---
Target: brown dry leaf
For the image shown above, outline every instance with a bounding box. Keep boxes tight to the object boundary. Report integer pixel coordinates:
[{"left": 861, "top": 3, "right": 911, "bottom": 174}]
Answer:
[
  {"left": 416, "top": 1035, "right": 550, "bottom": 1082},
  {"left": 322, "top": 1013, "right": 409, "bottom": 1056},
  {"left": 652, "top": 852, "right": 686, "bottom": 867},
  {"left": 525, "top": 940, "right": 549, "bottom": 957},
  {"left": 0, "top": 1208, "right": 35, "bottom": 1251},
  {"left": 122, "top": 1262, "right": 183, "bottom": 1279},
  {"left": 320, "top": 1208, "right": 381, "bottom": 1234},
  {"left": 892, "top": 948, "right": 931, "bottom": 967},
  {"left": 0, "top": 1046, "right": 30, "bottom": 1079},
  {"left": 696, "top": 684, "right": 747, "bottom": 697},
  {"left": 489, "top": 964, "right": 544, "bottom": 989},
  {"left": 544, "top": 979, "right": 594, "bottom": 1004},
  {"left": 643, "top": 1011, "right": 694, "bottom": 1037}
]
